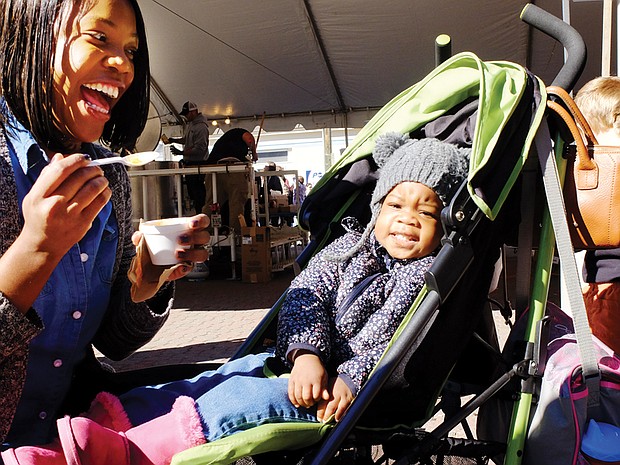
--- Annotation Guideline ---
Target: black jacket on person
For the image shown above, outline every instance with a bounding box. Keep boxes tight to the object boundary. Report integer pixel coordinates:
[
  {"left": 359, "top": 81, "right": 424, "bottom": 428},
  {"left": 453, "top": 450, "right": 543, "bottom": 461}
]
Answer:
[{"left": 207, "top": 128, "right": 252, "bottom": 163}]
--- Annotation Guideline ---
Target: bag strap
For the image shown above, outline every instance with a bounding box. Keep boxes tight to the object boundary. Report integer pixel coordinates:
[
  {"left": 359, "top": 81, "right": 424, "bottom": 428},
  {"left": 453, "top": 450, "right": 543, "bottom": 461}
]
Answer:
[
  {"left": 546, "top": 96, "right": 602, "bottom": 195},
  {"left": 546, "top": 89, "right": 598, "bottom": 184},
  {"left": 547, "top": 86, "right": 599, "bottom": 146},
  {"left": 533, "top": 118, "right": 601, "bottom": 399}
]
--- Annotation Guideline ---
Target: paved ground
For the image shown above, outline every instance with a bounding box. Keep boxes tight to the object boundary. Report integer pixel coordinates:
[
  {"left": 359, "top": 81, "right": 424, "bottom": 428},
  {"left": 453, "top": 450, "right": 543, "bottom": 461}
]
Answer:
[{"left": 97, "top": 266, "right": 294, "bottom": 371}]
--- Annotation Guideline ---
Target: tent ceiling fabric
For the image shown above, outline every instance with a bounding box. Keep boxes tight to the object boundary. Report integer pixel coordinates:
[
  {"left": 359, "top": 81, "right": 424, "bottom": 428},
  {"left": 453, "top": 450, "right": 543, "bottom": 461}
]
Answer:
[{"left": 141, "top": 0, "right": 605, "bottom": 133}]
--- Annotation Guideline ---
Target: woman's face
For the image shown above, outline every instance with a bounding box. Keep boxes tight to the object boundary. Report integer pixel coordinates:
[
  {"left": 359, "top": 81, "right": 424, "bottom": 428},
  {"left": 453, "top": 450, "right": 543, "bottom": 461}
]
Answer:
[
  {"left": 374, "top": 181, "right": 444, "bottom": 260},
  {"left": 53, "top": 0, "right": 138, "bottom": 148}
]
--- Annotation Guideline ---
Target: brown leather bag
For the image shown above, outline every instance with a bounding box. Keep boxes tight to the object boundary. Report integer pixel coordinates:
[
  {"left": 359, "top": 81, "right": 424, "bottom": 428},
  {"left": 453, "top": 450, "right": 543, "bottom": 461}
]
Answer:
[{"left": 547, "top": 86, "right": 620, "bottom": 250}]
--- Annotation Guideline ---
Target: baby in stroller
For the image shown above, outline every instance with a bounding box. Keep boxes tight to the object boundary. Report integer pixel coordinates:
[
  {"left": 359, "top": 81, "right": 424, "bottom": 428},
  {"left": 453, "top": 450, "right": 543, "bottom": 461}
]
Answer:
[{"left": 2, "top": 134, "right": 470, "bottom": 465}]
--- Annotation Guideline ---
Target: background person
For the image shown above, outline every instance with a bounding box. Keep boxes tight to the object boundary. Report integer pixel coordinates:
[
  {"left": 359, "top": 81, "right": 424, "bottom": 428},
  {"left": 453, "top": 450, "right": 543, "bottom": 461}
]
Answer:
[
  {"left": 166, "top": 101, "right": 209, "bottom": 215},
  {"left": 205, "top": 127, "right": 257, "bottom": 235},
  {"left": 259, "top": 161, "right": 285, "bottom": 226},
  {"left": 574, "top": 76, "right": 620, "bottom": 354},
  {"left": 294, "top": 175, "right": 307, "bottom": 205},
  {"left": 2, "top": 134, "right": 471, "bottom": 464},
  {"left": 283, "top": 176, "right": 293, "bottom": 203},
  {"left": 0, "top": 0, "right": 209, "bottom": 447}
]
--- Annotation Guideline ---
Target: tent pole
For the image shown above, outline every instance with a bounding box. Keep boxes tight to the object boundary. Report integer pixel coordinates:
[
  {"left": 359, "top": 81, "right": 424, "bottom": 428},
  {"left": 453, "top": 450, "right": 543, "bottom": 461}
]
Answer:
[
  {"left": 323, "top": 128, "right": 333, "bottom": 172},
  {"left": 602, "top": 0, "right": 613, "bottom": 75}
]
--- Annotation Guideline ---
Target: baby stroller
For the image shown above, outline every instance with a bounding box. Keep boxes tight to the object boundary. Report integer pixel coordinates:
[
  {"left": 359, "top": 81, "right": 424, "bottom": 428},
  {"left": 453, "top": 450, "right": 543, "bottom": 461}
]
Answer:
[{"left": 170, "top": 4, "right": 588, "bottom": 465}]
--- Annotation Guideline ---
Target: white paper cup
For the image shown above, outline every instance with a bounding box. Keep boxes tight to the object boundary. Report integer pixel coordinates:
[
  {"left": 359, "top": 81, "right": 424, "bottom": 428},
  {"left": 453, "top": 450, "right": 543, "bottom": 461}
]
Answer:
[{"left": 139, "top": 217, "right": 192, "bottom": 265}]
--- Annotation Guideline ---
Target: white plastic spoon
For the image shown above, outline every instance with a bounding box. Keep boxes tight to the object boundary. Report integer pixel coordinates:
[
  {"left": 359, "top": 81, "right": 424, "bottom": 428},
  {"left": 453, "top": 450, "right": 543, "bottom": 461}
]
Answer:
[{"left": 87, "top": 151, "right": 158, "bottom": 167}]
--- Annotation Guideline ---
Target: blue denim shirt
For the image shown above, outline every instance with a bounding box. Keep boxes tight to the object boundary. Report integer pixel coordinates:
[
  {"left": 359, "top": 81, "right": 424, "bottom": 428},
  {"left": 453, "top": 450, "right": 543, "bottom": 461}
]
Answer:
[{"left": 2, "top": 112, "right": 118, "bottom": 446}]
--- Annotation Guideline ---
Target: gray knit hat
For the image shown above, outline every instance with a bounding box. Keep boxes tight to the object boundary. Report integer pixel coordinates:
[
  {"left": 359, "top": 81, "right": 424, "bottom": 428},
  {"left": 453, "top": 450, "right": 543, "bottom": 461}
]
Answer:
[
  {"left": 371, "top": 133, "right": 470, "bottom": 212},
  {"left": 333, "top": 132, "right": 470, "bottom": 261}
]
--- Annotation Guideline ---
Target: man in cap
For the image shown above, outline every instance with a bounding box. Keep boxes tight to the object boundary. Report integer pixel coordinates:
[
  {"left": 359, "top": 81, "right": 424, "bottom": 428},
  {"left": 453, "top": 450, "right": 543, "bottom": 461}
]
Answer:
[{"left": 165, "top": 101, "right": 210, "bottom": 215}]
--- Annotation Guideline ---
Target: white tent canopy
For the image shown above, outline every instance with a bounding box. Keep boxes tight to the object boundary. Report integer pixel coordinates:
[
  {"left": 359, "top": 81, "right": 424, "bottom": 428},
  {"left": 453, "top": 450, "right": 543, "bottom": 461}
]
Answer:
[{"left": 140, "top": 0, "right": 607, "bottom": 138}]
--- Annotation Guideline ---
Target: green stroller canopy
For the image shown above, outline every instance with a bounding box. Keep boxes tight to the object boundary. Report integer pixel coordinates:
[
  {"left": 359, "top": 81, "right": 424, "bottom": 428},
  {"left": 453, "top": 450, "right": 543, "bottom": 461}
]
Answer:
[{"left": 308, "top": 51, "right": 547, "bottom": 221}]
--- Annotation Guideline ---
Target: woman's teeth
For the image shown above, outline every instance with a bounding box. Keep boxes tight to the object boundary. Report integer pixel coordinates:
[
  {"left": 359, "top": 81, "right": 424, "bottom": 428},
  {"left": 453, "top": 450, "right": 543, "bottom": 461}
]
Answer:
[
  {"left": 85, "top": 100, "right": 109, "bottom": 115},
  {"left": 83, "top": 83, "right": 119, "bottom": 99}
]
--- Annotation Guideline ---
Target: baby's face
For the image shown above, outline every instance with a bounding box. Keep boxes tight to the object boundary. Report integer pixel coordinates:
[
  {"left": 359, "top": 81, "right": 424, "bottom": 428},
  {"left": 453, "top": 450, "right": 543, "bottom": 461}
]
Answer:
[{"left": 374, "top": 181, "right": 443, "bottom": 260}]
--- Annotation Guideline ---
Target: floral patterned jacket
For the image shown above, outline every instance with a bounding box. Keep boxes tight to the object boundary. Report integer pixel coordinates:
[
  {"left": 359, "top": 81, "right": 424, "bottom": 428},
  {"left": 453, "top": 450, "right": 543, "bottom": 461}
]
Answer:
[
  {"left": 0, "top": 129, "right": 173, "bottom": 442},
  {"left": 276, "top": 219, "right": 435, "bottom": 395}
]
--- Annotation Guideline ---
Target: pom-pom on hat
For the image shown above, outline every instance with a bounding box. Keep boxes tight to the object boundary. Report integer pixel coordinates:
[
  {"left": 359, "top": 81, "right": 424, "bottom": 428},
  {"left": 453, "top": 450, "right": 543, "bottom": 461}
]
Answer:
[{"left": 332, "top": 132, "right": 470, "bottom": 261}]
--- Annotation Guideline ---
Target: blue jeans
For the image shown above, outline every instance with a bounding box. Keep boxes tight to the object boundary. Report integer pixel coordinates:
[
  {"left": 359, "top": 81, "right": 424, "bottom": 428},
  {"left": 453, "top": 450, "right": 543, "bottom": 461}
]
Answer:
[{"left": 119, "top": 353, "right": 318, "bottom": 441}]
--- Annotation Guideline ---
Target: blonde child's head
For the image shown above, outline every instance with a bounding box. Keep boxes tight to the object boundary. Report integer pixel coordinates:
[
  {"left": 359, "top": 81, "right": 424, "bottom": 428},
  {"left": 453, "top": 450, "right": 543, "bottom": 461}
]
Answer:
[{"left": 574, "top": 76, "right": 620, "bottom": 145}]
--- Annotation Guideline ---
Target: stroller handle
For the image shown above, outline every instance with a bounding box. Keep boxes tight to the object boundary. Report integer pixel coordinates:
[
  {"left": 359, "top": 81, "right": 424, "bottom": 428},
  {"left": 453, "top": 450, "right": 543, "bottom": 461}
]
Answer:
[{"left": 520, "top": 3, "right": 586, "bottom": 92}]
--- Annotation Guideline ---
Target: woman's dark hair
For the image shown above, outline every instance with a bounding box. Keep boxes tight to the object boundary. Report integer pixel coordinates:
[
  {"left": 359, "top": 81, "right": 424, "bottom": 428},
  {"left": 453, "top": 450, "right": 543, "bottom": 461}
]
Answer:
[{"left": 0, "top": 0, "right": 150, "bottom": 153}]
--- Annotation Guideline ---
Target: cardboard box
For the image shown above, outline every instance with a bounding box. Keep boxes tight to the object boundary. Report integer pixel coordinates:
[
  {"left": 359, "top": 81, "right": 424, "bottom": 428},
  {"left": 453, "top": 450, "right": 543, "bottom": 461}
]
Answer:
[
  {"left": 271, "top": 194, "right": 288, "bottom": 207},
  {"left": 241, "top": 226, "right": 272, "bottom": 283},
  {"left": 278, "top": 204, "right": 299, "bottom": 213}
]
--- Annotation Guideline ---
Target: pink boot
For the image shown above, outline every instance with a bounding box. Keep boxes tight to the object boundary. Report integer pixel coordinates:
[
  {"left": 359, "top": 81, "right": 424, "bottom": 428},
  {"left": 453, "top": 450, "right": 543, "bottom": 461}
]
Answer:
[
  {"left": 1, "top": 440, "right": 64, "bottom": 465},
  {"left": 2, "top": 396, "right": 205, "bottom": 465},
  {"left": 2, "top": 393, "right": 132, "bottom": 465},
  {"left": 82, "top": 392, "right": 132, "bottom": 432},
  {"left": 59, "top": 396, "right": 205, "bottom": 465}
]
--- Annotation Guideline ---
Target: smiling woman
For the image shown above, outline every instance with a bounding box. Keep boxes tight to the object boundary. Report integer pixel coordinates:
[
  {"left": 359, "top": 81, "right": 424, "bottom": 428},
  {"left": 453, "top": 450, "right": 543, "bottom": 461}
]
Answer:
[
  {"left": 0, "top": 0, "right": 210, "bottom": 448},
  {"left": 52, "top": 0, "right": 138, "bottom": 149},
  {"left": 0, "top": 0, "right": 150, "bottom": 154}
]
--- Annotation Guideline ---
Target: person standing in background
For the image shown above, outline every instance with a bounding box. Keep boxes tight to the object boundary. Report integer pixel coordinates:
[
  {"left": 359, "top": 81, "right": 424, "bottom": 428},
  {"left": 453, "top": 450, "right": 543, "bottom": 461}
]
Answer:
[
  {"left": 260, "top": 162, "right": 284, "bottom": 226},
  {"left": 205, "top": 128, "right": 258, "bottom": 234},
  {"left": 294, "top": 175, "right": 307, "bottom": 206},
  {"left": 167, "top": 101, "right": 209, "bottom": 215},
  {"left": 575, "top": 77, "right": 620, "bottom": 354}
]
